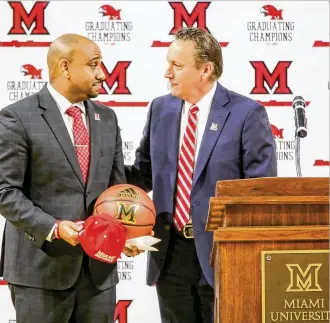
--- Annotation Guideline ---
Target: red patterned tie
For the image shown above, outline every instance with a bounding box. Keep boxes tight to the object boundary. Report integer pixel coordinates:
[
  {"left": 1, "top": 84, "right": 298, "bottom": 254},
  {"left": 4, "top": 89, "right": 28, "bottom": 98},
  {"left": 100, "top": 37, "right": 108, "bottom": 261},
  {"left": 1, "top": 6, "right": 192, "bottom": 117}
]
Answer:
[
  {"left": 173, "top": 105, "right": 199, "bottom": 231},
  {"left": 66, "top": 106, "right": 90, "bottom": 183}
]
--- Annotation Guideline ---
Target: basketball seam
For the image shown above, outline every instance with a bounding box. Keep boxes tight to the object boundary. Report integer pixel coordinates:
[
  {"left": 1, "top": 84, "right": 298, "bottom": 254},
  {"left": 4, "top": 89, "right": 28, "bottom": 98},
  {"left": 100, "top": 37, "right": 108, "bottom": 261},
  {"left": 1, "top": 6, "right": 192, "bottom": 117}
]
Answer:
[
  {"left": 94, "top": 198, "right": 156, "bottom": 215},
  {"left": 94, "top": 207, "right": 153, "bottom": 226}
]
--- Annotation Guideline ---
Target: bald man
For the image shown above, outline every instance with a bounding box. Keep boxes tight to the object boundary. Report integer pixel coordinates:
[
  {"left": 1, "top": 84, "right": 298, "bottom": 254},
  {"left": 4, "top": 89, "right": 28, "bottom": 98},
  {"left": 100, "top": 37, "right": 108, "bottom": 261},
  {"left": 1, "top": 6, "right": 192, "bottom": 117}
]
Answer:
[{"left": 0, "top": 34, "right": 126, "bottom": 323}]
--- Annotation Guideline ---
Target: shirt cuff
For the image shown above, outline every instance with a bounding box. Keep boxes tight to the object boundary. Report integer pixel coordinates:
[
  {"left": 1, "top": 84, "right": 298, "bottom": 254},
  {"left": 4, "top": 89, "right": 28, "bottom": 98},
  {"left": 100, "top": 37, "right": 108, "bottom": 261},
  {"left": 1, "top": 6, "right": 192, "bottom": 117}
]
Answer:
[{"left": 46, "top": 224, "right": 56, "bottom": 242}]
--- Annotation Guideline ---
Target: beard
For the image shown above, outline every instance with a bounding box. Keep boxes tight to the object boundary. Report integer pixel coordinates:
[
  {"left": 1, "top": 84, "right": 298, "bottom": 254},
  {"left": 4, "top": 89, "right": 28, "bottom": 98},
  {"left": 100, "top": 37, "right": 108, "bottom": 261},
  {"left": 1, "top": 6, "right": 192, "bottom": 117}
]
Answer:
[{"left": 87, "top": 91, "right": 99, "bottom": 98}]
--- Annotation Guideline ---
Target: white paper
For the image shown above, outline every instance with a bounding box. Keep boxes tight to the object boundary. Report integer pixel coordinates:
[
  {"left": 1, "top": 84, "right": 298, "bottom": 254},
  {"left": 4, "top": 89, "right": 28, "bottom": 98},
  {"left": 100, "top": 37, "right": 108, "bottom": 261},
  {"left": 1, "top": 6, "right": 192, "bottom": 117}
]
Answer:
[{"left": 125, "top": 236, "right": 161, "bottom": 251}]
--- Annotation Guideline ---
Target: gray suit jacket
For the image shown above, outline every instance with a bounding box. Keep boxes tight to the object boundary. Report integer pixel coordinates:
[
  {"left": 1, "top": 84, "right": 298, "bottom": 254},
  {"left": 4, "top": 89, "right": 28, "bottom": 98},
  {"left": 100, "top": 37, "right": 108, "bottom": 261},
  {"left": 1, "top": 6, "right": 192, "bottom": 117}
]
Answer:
[{"left": 0, "top": 85, "right": 126, "bottom": 290}]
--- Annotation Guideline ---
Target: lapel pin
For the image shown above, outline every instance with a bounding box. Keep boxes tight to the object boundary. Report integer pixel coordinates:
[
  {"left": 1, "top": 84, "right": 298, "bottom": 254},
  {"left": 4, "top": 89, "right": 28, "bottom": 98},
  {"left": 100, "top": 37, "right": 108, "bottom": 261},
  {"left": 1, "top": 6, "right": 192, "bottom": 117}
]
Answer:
[
  {"left": 94, "top": 113, "right": 100, "bottom": 121},
  {"left": 210, "top": 123, "right": 218, "bottom": 131}
]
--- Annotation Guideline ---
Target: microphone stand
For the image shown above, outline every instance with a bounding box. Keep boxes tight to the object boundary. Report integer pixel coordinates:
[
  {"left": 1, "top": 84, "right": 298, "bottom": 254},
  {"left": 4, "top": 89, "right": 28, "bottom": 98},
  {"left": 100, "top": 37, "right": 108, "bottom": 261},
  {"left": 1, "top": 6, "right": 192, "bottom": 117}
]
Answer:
[
  {"left": 295, "top": 133, "right": 302, "bottom": 177},
  {"left": 292, "top": 96, "right": 307, "bottom": 178}
]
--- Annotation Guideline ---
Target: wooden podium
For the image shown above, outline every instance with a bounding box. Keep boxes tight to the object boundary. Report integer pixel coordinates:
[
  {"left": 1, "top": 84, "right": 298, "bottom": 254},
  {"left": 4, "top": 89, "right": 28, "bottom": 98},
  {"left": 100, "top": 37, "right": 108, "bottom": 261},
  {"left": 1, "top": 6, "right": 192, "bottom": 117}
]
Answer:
[{"left": 206, "top": 177, "right": 329, "bottom": 323}]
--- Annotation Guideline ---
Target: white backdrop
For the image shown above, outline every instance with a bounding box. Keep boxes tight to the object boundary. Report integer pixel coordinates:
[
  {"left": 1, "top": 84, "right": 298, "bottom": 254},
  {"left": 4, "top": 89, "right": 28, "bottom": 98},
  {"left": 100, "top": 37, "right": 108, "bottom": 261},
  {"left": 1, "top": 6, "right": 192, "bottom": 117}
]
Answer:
[{"left": 0, "top": 1, "right": 329, "bottom": 322}]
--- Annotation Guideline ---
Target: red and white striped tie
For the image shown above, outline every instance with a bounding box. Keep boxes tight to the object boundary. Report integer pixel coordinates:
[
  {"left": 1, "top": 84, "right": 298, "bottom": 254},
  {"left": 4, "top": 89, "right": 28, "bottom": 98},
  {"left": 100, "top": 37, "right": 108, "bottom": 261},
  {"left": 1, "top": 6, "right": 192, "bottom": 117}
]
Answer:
[{"left": 173, "top": 105, "right": 199, "bottom": 231}]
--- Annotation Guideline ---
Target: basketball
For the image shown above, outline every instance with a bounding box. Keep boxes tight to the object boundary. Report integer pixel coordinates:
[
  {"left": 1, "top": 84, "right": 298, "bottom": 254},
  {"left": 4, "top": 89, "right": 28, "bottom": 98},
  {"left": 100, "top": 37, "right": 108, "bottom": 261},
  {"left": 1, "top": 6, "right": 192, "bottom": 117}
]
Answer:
[{"left": 93, "top": 184, "right": 156, "bottom": 239}]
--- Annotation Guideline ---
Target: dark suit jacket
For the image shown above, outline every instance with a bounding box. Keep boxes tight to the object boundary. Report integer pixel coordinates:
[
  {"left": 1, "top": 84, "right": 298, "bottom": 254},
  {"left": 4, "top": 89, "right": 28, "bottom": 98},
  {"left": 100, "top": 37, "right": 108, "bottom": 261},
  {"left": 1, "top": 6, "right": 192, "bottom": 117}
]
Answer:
[
  {"left": 126, "top": 83, "right": 277, "bottom": 288},
  {"left": 0, "top": 85, "right": 126, "bottom": 290}
]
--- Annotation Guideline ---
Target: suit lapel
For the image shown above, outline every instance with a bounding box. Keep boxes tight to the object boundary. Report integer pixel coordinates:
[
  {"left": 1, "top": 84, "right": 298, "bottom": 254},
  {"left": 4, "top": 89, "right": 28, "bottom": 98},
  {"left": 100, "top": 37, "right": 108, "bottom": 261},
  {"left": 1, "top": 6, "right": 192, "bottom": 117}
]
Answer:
[
  {"left": 38, "top": 86, "right": 85, "bottom": 188},
  {"left": 85, "top": 100, "right": 100, "bottom": 192},
  {"left": 163, "top": 96, "right": 183, "bottom": 192},
  {"left": 193, "top": 83, "right": 230, "bottom": 187}
]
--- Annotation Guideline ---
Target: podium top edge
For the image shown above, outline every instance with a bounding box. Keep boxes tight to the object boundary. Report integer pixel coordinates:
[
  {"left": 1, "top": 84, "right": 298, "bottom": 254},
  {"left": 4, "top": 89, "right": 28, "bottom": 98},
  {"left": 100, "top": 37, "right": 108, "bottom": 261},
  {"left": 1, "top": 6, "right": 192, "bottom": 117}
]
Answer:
[{"left": 215, "top": 177, "right": 329, "bottom": 197}]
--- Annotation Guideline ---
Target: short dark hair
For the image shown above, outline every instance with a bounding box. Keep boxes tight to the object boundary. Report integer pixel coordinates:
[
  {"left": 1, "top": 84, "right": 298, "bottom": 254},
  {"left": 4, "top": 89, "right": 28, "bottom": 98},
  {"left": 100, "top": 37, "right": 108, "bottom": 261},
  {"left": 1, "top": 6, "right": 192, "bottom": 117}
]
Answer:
[{"left": 174, "top": 27, "right": 223, "bottom": 81}]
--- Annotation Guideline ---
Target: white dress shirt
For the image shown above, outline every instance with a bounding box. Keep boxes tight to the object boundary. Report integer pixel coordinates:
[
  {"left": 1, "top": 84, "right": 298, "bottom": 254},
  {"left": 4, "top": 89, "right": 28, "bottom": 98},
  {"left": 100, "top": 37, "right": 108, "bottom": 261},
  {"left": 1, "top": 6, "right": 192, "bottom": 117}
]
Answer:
[
  {"left": 46, "top": 83, "right": 89, "bottom": 143},
  {"left": 178, "top": 82, "right": 217, "bottom": 167},
  {"left": 45, "top": 83, "right": 88, "bottom": 241}
]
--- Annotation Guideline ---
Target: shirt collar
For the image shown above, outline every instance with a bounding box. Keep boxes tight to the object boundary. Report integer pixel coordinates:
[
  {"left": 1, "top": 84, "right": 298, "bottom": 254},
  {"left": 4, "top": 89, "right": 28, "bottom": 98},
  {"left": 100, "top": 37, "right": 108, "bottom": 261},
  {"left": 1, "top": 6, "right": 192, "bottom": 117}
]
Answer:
[
  {"left": 183, "top": 82, "right": 217, "bottom": 113},
  {"left": 47, "top": 83, "right": 86, "bottom": 115}
]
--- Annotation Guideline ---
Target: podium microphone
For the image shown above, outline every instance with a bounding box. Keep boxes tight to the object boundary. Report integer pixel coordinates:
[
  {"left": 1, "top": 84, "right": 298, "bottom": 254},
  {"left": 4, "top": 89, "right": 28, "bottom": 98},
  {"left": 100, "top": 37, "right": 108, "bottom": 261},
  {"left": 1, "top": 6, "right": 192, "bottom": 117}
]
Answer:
[{"left": 292, "top": 96, "right": 307, "bottom": 138}]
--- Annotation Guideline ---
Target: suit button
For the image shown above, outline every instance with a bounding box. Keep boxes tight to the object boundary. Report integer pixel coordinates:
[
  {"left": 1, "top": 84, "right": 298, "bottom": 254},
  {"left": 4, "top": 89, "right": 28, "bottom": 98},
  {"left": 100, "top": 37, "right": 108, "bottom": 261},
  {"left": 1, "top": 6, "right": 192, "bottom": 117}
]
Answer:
[
  {"left": 164, "top": 224, "right": 170, "bottom": 230},
  {"left": 86, "top": 192, "right": 90, "bottom": 197}
]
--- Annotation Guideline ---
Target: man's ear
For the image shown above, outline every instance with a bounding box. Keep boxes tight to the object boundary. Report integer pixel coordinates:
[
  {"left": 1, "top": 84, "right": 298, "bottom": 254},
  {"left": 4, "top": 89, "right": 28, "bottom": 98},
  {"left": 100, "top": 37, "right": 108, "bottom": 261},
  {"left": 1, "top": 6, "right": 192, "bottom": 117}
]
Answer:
[{"left": 59, "top": 59, "right": 70, "bottom": 79}]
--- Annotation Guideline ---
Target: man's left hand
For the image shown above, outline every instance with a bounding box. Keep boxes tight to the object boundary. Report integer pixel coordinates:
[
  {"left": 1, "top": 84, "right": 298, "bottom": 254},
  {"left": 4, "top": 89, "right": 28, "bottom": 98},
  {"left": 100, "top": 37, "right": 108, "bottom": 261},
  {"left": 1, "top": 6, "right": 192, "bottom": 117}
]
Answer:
[
  {"left": 123, "top": 245, "right": 144, "bottom": 257},
  {"left": 122, "top": 231, "right": 155, "bottom": 257}
]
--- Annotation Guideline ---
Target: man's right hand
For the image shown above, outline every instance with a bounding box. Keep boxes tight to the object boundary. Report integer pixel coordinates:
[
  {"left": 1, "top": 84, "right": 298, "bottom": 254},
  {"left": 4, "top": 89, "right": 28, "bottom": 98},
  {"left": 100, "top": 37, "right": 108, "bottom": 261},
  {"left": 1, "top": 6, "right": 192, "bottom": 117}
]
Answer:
[{"left": 58, "top": 221, "right": 83, "bottom": 246}]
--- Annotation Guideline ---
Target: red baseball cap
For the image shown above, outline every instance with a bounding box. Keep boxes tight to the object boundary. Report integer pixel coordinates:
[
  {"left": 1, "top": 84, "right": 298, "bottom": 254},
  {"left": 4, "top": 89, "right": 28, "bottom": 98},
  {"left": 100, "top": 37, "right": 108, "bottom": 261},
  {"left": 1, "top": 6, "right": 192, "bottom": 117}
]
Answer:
[{"left": 78, "top": 214, "right": 127, "bottom": 264}]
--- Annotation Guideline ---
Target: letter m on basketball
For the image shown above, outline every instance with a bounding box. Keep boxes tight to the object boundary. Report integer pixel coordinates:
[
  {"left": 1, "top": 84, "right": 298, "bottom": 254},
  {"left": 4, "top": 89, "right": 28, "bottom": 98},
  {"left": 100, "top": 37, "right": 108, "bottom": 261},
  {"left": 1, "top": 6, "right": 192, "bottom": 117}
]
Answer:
[
  {"left": 286, "top": 264, "right": 322, "bottom": 292},
  {"left": 117, "top": 203, "right": 139, "bottom": 224}
]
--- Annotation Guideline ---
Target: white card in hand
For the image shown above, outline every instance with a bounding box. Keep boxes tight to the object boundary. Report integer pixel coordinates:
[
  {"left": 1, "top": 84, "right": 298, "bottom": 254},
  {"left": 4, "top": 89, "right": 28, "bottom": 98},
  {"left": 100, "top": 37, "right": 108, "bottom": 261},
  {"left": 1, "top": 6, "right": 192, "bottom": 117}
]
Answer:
[{"left": 125, "top": 236, "right": 161, "bottom": 251}]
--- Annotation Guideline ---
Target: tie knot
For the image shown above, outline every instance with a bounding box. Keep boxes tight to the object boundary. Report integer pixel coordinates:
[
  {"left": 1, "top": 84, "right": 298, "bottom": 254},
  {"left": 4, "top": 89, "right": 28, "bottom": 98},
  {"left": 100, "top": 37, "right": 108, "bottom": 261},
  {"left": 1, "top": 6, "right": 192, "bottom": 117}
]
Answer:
[
  {"left": 189, "top": 105, "right": 199, "bottom": 115},
  {"left": 66, "top": 106, "right": 82, "bottom": 118}
]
